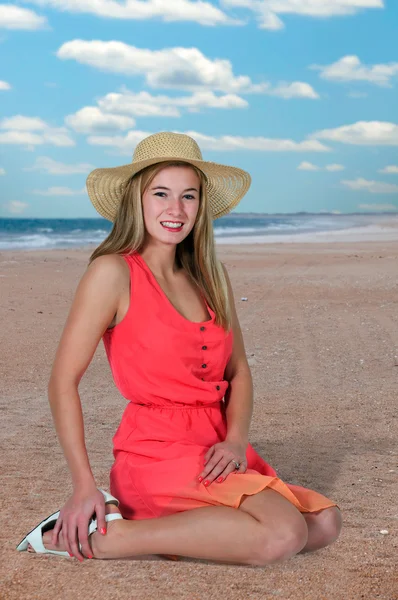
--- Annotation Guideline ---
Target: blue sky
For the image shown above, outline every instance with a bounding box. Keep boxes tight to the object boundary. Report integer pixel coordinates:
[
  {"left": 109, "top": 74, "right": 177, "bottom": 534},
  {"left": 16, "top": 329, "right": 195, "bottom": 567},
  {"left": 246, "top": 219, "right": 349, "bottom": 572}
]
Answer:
[{"left": 0, "top": 0, "right": 397, "bottom": 218}]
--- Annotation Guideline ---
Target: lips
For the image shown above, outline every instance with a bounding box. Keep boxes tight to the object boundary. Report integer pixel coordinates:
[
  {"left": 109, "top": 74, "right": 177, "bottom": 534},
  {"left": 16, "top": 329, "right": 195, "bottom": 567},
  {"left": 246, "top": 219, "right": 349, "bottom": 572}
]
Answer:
[{"left": 160, "top": 221, "right": 184, "bottom": 231}]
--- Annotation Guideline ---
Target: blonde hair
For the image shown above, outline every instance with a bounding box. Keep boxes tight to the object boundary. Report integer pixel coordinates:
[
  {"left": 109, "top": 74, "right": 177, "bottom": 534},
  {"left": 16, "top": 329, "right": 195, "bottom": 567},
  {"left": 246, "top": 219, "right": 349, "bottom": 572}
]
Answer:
[{"left": 88, "top": 161, "right": 232, "bottom": 330}]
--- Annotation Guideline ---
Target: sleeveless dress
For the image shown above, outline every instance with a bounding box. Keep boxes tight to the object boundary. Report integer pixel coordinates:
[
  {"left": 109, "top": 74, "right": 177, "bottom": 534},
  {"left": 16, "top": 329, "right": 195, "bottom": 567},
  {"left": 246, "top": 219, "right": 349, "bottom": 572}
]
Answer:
[{"left": 103, "top": 252, "right": 338, "bottom": 524}]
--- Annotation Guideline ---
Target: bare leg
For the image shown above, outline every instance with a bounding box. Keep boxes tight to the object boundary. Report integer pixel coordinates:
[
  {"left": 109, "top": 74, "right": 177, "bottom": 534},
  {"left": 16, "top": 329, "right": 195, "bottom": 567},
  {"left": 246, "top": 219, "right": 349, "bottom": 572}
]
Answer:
[
  {"left": 299, "top": 507, "right": 343, "bottom": 553},
  {"left": 239, "top": 489, "right": 342, "bottom": 555},
  {"left": 32, "top": 489, "right": 308, "bottom": 566}
]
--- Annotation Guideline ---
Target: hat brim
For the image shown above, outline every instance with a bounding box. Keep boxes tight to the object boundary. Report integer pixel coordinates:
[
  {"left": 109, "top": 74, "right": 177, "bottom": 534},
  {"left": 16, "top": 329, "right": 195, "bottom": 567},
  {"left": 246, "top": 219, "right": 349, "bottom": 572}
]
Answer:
[{"left": 86, "top": 156, "right": 251, "bottom": 222}]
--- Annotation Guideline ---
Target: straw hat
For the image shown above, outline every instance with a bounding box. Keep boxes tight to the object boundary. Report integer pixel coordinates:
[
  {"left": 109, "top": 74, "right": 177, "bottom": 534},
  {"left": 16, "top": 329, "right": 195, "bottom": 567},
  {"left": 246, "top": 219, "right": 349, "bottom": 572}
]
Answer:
[{"left": 86, "top": 131, "right": 251, "bottom": 221}]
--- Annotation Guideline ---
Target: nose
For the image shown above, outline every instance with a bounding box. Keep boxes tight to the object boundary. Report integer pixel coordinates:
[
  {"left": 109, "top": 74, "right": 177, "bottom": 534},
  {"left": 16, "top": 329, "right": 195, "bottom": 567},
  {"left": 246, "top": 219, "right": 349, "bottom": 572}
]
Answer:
[{"left": 166, "top": 196, "right": 185, "bottom": 216}]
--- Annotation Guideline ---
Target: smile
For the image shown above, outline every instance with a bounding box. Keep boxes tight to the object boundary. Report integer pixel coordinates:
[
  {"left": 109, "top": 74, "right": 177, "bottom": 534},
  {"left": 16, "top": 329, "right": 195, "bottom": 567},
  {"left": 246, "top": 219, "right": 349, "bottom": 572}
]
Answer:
[{"left": 160, "top": 222, "right": 184, "bottom": 230}]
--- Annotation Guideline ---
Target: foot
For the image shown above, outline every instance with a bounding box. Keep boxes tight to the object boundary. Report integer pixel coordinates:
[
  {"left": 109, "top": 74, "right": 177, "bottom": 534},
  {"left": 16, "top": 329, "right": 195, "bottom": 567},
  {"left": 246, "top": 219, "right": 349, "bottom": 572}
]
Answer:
[{"left": 27, "top": 503, "right": 122, "bottom": 559}]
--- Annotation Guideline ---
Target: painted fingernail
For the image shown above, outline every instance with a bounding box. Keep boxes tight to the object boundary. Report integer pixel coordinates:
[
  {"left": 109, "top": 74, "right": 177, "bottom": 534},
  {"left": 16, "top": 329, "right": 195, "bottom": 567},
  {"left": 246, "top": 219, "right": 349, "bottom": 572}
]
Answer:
[
  {"left": 204, "top": 480, "right": 210, "bottom": 486},
  {"left": 68, "top": 552, "right": 73, "bottom": 557},
  {"left": 217, "top": 477, "right": 223, "bottom": 483},
  {"left": 88, "top": 554, "right": 93, "bottom": 559},
  {"left": 198, "top": 476, "right": 203, "bottom": 482},
  {"left": 100, "top": 528, "right": 106, "bottom": 535}
]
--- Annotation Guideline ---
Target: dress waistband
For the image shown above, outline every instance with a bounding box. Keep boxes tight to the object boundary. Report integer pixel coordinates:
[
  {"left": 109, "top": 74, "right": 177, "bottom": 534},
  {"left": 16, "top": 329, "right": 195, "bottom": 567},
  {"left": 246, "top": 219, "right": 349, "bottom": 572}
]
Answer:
[{"left": 129, "top": 400, "right": 223, "bottom": 410}]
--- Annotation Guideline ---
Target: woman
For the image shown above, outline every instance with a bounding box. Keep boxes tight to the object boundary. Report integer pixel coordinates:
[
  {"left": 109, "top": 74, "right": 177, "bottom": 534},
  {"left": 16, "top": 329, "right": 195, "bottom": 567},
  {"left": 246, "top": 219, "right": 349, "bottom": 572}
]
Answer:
[{"left": 17, "top": 132, "right": 342, "bottom": 566}]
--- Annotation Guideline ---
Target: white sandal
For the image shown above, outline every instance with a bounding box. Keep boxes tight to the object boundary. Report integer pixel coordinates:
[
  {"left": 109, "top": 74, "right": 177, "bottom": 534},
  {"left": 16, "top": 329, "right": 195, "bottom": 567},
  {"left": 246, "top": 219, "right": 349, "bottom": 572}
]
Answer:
[{"left": 16, "top": 488, "right": 123, "bottom": 557}]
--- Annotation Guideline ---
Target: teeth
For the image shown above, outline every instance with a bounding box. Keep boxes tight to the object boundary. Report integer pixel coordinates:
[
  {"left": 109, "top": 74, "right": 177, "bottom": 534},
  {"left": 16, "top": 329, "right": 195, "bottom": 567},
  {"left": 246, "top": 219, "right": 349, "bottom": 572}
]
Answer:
[{"left": 161, "top": 222, "right": 183, "bottom": 228}]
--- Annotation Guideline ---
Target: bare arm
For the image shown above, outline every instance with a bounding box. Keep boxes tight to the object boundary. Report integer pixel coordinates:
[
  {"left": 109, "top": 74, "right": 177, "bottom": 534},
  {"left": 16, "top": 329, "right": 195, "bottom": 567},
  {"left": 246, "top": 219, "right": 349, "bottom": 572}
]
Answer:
[
  {"left": 47, "top": 253, "right": 126, "bottom": 559},
  {"left": 222, "top": 263, "right": 253, "bottom": 445}
]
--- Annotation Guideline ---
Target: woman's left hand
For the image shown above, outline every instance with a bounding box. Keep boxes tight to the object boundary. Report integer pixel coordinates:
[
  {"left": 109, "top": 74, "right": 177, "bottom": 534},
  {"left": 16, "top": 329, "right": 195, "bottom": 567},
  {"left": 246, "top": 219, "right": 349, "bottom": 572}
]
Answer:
[{"left": 198, "top": 440, "right": 248, "bottom": 486}]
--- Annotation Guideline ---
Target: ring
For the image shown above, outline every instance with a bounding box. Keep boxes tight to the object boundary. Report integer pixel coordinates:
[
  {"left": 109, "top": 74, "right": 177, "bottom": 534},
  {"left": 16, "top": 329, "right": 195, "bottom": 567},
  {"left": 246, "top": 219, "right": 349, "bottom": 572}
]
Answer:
[{"left": 231, "top": 459, "right": 240, "bottom": 470}]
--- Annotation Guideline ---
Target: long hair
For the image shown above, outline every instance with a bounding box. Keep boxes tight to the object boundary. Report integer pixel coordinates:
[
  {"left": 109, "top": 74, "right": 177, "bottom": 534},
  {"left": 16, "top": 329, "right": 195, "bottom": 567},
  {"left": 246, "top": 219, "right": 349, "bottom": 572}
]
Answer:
[{"left": 88, "top": 161, "right": 232, "bottom": 331}]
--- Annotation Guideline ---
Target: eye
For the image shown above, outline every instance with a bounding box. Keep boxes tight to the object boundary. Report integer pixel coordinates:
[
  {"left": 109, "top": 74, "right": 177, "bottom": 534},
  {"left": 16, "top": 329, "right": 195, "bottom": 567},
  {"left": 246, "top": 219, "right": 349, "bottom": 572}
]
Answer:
[
  {"left": 184, "top": 194, "right": 196, "bottom": 200},
  {"left": 154, "top": 192, "right": 167, "bottom": 197}
]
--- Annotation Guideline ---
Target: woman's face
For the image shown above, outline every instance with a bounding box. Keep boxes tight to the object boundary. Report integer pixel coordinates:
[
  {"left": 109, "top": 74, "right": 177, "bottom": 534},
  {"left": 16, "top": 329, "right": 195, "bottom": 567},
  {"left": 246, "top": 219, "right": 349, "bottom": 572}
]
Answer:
[{"left": 141, "top": 165, "right": 201, "bottom": 246}]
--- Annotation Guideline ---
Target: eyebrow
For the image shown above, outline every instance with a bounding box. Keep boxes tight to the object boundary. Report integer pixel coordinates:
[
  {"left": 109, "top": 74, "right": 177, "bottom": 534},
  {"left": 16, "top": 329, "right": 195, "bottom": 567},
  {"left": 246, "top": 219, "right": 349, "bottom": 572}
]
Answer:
[{"left": 151, "top": 186, "right": 199, "bottom": 192}]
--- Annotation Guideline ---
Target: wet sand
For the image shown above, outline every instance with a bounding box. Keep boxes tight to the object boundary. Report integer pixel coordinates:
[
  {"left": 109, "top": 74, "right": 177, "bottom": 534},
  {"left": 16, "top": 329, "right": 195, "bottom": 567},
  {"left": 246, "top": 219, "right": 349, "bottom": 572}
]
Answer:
[{"left": 1, "top": 240, "right": 397, "bottom": 600}]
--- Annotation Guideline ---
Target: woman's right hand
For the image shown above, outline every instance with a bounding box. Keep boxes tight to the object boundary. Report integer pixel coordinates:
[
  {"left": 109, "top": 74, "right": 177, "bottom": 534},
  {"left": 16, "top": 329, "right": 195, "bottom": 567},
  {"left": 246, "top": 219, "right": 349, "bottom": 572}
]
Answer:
[{"left": 50, "top": 484, "right": 107, "bottom": 561}]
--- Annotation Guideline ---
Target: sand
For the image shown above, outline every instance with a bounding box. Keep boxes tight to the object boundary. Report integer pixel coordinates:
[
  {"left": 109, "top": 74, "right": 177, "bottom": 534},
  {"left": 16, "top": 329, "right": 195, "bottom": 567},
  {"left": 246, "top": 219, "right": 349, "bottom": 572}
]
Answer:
[{"left": 1, "top": 240, "right": 397, "bottom": 600}]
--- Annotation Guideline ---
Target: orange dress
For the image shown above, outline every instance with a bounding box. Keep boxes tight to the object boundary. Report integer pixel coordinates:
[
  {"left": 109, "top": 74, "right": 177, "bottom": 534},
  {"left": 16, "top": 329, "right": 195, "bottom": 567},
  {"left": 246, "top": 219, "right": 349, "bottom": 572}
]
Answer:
[{"left": 103, "top": 252, "right": 337, "bottom": 522}]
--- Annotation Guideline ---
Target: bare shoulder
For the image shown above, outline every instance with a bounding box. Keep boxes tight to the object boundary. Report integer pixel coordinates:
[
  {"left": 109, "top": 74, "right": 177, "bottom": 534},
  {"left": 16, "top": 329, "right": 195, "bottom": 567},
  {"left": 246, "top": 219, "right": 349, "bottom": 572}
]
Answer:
[
  {"left": 81, "top": 253, "right": 130, "bottom": 320},
  {"left": 48, "top": 253, "right": 130, "bottom": 386},
  {"left": 86, "top": 253, "right": 129, "bottom": 283}
]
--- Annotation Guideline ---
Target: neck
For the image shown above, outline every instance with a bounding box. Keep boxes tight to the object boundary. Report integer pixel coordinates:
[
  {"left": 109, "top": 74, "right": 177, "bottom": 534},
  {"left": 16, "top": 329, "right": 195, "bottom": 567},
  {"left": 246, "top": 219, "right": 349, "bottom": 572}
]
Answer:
[{"left": 139, "top": 243, "right": 180, "bottom": 280}]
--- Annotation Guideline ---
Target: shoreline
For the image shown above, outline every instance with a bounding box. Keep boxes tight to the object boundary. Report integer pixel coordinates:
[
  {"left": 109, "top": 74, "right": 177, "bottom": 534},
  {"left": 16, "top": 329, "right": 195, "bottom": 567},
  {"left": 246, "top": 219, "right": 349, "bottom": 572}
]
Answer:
[{"left": 1, "top": 214, "right": 398, "bottom": 252}]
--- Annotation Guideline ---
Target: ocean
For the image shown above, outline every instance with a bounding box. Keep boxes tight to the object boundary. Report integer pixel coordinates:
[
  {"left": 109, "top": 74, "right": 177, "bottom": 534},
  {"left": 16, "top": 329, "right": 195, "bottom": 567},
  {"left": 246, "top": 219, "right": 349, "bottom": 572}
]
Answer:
[{"left": 0, "top": 213, "right": 396, "bottom": 251}]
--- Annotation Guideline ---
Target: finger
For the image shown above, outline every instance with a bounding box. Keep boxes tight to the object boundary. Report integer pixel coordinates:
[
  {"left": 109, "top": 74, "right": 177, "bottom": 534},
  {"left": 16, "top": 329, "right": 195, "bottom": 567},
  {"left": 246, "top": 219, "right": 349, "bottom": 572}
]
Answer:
[
  {"left": 95, "top": 499, "right": 107, "bottom": 537},
  {"left": 62, "top": 523, "right": 73, "bottom": 557},
  {"left": 51, "top": 516, "right": 62, "bottom": 547},
  {"left": 199, "top": 452, "right": 224, "bottom": 480},
  {"left": 215, "top": 463, "right": 238, "bottom": 483},
  {"left": 233, "top": 461, "right": 247, "bottom": 474},
  {"left": 69, "top": 522, "right": 85, "bottom": 562},
  {"left": 203, "top": 446, "right": 215, "bottom": 464},
  {"left": 77, "top": 518, "right": 92, "bottom": 559},
  {"left": 203, "top": 458, "right": 233, "bottom": 485}
]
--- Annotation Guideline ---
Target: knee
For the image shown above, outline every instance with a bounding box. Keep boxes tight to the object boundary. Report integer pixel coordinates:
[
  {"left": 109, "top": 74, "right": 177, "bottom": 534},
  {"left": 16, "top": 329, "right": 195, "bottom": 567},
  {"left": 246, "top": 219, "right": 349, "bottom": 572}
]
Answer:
[
  {"left": 251, "top": 515, "right": 308, "bottom": 566},
  {"left": 318, "top": 507, "right": 343, "bottom": 547}
]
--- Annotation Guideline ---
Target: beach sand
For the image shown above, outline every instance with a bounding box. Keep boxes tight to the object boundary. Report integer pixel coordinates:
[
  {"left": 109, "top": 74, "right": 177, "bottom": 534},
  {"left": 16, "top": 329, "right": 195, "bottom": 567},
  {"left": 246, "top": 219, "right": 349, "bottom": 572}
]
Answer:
[{"left": 1, "top": 240, "right": 397, "bottom": 600}]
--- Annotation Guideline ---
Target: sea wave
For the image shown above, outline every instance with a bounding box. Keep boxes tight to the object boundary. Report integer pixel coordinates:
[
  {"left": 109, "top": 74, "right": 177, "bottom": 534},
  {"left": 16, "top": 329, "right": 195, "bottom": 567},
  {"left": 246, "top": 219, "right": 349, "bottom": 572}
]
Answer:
[{"left": 0, "top": 214, "right": 397, "bottom": 250}]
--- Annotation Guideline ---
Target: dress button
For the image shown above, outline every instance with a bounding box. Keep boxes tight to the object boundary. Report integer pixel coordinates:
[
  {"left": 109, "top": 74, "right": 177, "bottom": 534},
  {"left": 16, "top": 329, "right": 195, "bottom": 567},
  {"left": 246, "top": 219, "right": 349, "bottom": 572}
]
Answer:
[
  {"left": 202, "top": 364, "right": 207, "bottom": 369},
  {"left": 216, "top": 385, "right": 220, "bottom": 390},
  {"left": 202, "top": 345, "right": 207, "bottom": 350},
  {"left": 200, "top": 326, "right": 206, "bottom": 331}
]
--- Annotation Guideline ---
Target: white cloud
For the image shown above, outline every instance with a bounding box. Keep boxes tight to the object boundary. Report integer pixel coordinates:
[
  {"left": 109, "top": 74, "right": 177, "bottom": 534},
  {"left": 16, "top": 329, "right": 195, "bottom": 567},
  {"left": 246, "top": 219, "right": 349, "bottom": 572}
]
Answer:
[
  {"left": 0, "top": 167, "right": 5, "bottom": 175},
  {"left": 310, "top": 55, "right": 398, "bottom": 87},
  {"left": 265, "top": 81, "right": 319, "bottom": 99},
  {"left": 22, "top": 0, "right": 240, "bottom": 26},
  {"left": 298, "top": 162, "right": 345, "bottom": 171},
  {"left": 66, "top": 91, "right": 249, "bottom": 134},
  {"left": 0, "top": 5, "right": 47, "bottom": 30},
  {"left": 32, "top": 186, "right": 86, "bottom": 196},
  {"left": 0, "top": 115, "right": 74, "bottom": 147},
  {"left": 311, "top": 121, "right": 398, "bottom": 146},
  {"left": 1, "top": 116, "right": 48, "bottom": 130},
  {"left": 57, "top": 41, "right": 317, "bottom": 98},
  {"left": 342, "top": 178, "right": 398, "bottom": 194},
  {"left": 378, "top": 165, "right": 398, "bottom": 174},
  {"left": 97, "top": 89, "right": 248, "bottom": 117},
  {"left": 0, "top": 80, "right": 11, "bottom": 90},
  {"left": 3, "top": 200, "right": 29, "bottom": 214},
  {"left": 65, "top": 106, "right": 136, "bottom": 133},
  {"left": 98, "top": 92, "right": 179, "bottom": 117},
  {"left": 298, "top": 161, "right": 319, "bottom": 171},
  {"left": 325, "top": 163, "right": 345, "bottom": 171},
  {"left": 88, "top": 129, "right": 331, "bottom": 154},
  {"left": 25, "top": 156, "right": 95, "bottom": 174},
  {"left": 183, "top": 131, "right": 329, "bottom": 151},
  {"left": 88, "top": 129, "right": 150, "bottom": 151},
  {"left": 0, "top": 131, "right": 46, "bottom": 145},
  {"left": 57, "top": 41, "right": 264, "bottom": 93},
  {"left": 358, "top": 203, "right": 398, "bottom": 211},
  {"left": 221, "top": 0, "right": 384, "bottom": 30}
]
